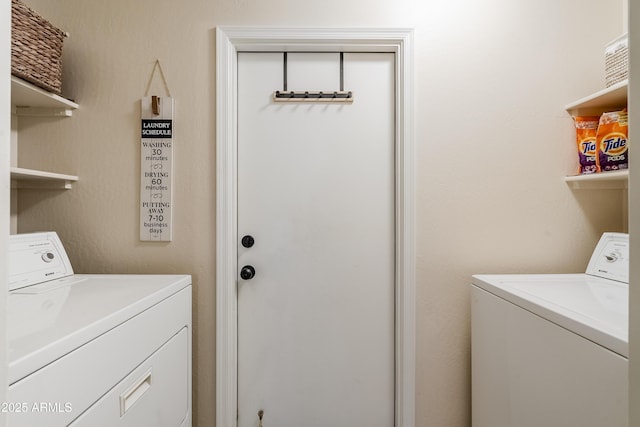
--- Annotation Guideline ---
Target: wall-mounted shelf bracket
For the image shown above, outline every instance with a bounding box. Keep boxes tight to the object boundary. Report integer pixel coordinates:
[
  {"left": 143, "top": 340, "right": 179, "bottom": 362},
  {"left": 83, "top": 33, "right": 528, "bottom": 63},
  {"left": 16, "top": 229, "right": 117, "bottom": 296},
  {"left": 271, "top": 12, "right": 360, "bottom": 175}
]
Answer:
[{"left": 14, "top": 106, "right": 74, "bottom": 117}]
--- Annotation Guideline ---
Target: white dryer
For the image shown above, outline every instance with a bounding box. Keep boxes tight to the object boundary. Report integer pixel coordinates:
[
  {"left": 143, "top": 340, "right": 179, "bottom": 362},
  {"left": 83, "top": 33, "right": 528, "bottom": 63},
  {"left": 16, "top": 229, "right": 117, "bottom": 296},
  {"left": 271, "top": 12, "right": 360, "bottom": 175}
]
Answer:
[
  {"left": 471, "top": 232, "right": 628, "bottom": 427},
  {"left": 7, "top": 232, "right": 192, "bottom": 427}
]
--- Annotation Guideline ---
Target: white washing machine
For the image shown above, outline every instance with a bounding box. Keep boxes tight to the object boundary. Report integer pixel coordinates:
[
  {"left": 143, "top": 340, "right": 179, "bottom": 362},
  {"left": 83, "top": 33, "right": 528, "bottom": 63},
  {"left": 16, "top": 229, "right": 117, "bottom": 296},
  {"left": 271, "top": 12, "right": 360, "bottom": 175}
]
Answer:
[
  {"left": 7, "top": 232, "right": 192, "bottom": 427},
  {"left": 471, "top": 232, "right": 628, "bottom": 427}
]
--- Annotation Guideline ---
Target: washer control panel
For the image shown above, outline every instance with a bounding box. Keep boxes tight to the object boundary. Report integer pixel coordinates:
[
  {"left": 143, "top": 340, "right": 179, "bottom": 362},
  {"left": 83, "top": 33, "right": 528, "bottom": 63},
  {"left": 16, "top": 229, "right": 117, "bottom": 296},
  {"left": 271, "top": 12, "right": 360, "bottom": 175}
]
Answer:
[
  {"left": 586, "top": 232, "right": 629, "bottom": 283},
  {"left": 9, "top": 232, "right": 74, "bottom": 292}
]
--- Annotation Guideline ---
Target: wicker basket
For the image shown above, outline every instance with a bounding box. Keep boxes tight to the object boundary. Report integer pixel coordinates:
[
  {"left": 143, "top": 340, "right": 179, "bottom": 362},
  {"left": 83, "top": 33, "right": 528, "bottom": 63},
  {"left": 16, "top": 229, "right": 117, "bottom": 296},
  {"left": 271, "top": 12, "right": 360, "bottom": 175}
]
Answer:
[
  {"left": 605, "top": 34, "right": 628, "bottom": 88},
  {"left": 11, "top": 0, "right": 66, "bottom": 94}
]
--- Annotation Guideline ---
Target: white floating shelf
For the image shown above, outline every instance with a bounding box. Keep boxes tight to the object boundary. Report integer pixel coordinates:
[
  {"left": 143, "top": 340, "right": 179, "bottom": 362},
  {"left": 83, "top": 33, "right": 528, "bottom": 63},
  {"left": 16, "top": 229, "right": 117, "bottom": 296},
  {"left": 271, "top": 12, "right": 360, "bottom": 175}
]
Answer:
[
  {"left": 11, "top": 76, "right": 78, "bottom": 116},
  {"left": 564, "top": 170, "right": 628, "bottom": 189},
  {"left": 564, "top": 80, "right": 627, "bottom": 116},
  {"left": 10, "top": 167, "right": 78, "bottom": 189}
]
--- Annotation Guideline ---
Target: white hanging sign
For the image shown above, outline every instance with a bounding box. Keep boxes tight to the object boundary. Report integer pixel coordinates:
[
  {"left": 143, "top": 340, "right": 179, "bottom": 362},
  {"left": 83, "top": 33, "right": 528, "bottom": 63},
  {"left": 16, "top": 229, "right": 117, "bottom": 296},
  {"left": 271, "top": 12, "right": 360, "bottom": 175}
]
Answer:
[{"left": 140, "top": 96, "right": 174, "bottom": 241}]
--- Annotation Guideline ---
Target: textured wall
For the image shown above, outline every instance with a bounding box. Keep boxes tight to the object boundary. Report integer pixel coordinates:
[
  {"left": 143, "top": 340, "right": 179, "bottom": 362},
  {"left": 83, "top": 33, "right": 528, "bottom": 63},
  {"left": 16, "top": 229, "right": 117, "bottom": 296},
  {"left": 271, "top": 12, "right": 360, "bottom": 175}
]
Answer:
[{"left": 16, "top": 0, "right": 624, "bottom": 426}]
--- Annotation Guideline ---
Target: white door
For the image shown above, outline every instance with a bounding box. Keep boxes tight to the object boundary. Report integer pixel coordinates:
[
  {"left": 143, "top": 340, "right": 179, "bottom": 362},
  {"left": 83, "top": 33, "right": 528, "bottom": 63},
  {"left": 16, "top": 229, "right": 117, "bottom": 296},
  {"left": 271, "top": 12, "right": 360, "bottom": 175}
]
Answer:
[{"left": 237, "top": 52, "right": 395, "bottom": 427}]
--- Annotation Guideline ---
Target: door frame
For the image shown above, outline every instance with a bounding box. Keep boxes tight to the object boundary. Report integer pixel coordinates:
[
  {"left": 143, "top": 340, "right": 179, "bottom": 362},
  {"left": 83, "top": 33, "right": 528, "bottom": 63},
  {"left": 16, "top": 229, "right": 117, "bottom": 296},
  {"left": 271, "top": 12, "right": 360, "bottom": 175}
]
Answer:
[{"left": 216, "top": 26, "right": 415, "bottom": 427}]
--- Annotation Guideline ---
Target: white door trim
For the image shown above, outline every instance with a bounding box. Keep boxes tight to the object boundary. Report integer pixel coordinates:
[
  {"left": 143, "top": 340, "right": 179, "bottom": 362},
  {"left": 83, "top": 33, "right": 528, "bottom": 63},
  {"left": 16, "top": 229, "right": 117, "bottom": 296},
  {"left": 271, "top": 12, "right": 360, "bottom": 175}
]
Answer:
[{"left": 216, "top": 27, "right": 415, "bottom": 427}]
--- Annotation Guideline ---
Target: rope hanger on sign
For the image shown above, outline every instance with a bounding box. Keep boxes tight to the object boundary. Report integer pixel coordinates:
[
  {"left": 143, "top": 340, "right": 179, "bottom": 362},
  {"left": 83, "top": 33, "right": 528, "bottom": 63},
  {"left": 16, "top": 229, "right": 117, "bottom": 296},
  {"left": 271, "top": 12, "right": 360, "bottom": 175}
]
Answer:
[
  {"left": 273, "top": 52, "right": 354, "bottom": 103},
  {"left": 144, "top": 60, "right": 172, "bottom": 115},
  {"left": 145, "top": 59, "right": 172, "bottom": 97}
]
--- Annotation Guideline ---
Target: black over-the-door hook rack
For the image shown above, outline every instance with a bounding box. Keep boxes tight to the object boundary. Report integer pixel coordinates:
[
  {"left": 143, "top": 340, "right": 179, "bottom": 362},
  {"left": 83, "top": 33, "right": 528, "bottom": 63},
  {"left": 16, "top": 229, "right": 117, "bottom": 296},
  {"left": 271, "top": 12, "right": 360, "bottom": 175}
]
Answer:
[{"left": 273, "top": 52, "right": 354, "bottom": 102}]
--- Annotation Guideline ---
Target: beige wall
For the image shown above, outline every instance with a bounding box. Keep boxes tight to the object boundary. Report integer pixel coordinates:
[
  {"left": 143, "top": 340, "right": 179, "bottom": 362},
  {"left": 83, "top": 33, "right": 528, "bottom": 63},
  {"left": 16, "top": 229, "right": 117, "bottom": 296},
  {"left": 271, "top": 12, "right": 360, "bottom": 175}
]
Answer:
[
  {"left": 629, "top": 0, "right": 639, "bottom": 424},
  {"left": 1, "top": 0, "right": 9, "bottom": 420},
  {"left": 15, "top": 0, "right": 624, "bottom": 426}
]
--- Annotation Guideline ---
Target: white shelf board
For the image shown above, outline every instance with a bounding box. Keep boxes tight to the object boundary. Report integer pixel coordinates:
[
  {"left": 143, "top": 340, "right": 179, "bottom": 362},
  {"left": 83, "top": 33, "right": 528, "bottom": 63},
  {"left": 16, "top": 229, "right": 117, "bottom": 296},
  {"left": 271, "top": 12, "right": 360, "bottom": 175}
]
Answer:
[
  {"left": 10, "top": 167, "right": 78, "bottom": 189},
  {"left": 11, "top": 76, "right": 78, "bottom": 116},
  {"left": 565, "top": 80, "right": 627, "bottom": 116},
  {"left": 564, "top": 170, "right": 628, "bottom": 189}
]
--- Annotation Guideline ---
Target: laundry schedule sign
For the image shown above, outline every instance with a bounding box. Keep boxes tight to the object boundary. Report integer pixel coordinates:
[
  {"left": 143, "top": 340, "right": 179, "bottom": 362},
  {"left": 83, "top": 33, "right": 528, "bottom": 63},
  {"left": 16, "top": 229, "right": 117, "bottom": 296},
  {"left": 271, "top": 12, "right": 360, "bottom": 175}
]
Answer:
[{"left": 140, "top": 96, "right": 174, "bottom": 241}]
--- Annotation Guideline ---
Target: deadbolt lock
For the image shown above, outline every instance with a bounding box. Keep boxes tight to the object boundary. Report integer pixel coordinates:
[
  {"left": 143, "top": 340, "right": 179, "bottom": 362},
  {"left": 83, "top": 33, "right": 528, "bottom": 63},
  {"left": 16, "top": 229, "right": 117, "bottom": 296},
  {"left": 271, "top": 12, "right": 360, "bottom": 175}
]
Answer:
[{"left": 242, "top": 235, "right": 255, "bottom": 248}]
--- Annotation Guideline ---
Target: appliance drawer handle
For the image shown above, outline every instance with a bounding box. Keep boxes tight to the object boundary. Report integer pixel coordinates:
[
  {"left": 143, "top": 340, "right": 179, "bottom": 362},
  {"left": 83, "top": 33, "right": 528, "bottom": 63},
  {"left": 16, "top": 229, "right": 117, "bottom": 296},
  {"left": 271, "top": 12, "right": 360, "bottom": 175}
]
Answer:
[{"left": 120, "top": 369, "right": 153, "bottom": 416}]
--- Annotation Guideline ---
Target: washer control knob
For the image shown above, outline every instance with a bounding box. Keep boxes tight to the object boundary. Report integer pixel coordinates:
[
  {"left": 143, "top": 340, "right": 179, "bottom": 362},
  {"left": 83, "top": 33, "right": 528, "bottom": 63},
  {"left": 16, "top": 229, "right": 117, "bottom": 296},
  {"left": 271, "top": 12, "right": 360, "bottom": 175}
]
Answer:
[
  {"left": 41, "top": 252, "right": 55, "bottom": 263},
  {"left": 240, "top": 265, "right": 256, "bottom": 280}
]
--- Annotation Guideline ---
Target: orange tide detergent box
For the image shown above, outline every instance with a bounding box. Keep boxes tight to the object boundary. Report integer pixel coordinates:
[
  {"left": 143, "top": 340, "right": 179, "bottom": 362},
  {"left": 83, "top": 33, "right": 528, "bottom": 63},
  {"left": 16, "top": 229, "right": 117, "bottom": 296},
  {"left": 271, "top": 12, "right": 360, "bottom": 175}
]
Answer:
[
  {"left": 574, "top": 116, "right": 599, "bottom": 174},
  {"left": 595, "top": 110, "right": 628, "bottom": 172}
]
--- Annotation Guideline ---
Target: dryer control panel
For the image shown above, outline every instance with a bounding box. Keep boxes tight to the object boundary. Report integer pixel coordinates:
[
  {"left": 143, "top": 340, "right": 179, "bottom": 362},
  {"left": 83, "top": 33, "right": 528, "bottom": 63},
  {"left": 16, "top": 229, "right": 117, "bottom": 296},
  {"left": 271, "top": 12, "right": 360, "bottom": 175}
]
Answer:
[
  {"left": 9, "top": 232, "right": 74, "bottom": 292},
  {"left": 586, "top": 232, "right": 629, "bottom": 284}
]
